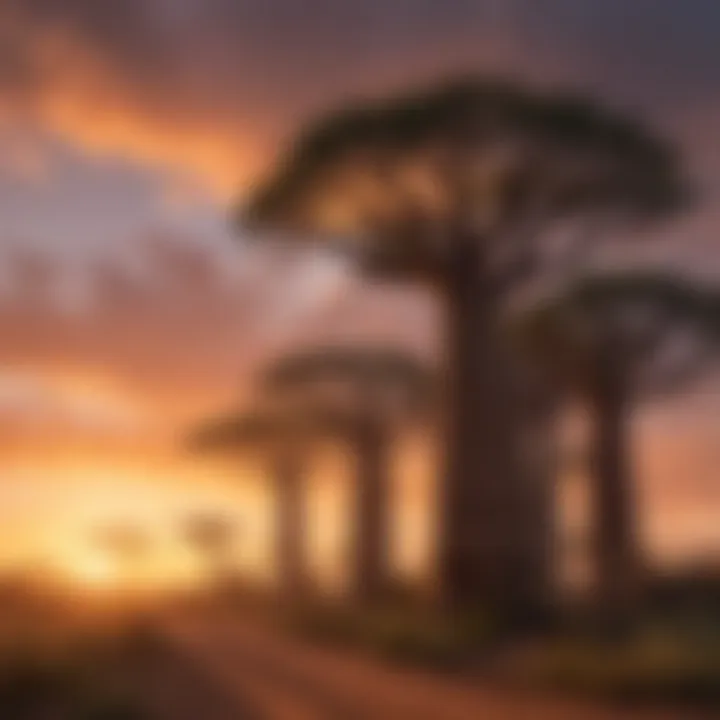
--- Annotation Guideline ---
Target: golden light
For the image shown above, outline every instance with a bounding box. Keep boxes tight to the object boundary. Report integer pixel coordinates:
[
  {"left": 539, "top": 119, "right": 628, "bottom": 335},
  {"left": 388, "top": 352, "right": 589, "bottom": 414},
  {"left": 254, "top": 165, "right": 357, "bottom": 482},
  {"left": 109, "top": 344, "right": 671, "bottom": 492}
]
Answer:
[{"left": 68, "top": 553, "right": 118, "bottom": 589}]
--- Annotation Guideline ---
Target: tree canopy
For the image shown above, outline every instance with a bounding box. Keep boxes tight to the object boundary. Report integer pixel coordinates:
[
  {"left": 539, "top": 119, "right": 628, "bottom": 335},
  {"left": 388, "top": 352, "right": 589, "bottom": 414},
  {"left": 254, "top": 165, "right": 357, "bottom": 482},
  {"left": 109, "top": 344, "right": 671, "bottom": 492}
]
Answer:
[
  {"left": 188, "top": 404, "right": 360, "bottom": 457},
  {"left": 515, "top": 272, "right": 720, "bottom": 399},
  {"left": 262, "top": 345, "right": 435, "bottom": 421},
  {"left": 243, "top": 78, "right": 688, "bottom": 285}
]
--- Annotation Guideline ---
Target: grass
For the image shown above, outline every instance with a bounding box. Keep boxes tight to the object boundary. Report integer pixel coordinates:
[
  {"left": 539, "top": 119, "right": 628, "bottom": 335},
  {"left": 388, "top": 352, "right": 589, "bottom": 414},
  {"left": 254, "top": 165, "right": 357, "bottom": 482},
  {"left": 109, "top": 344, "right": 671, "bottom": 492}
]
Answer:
[
  {"left": 284, "top": 600, "right": 495, "bottom": 670},
  {"left": 513, "top": 622, "right": 720, "bottom": 708},
  {"left": 279, "top": 579, "right": 720, "bottom": 711},
  {"left": 0, "top": 579, "right": 154, "bottom": 719},
  {"left": 0, "top": 634, "right": 149, "bottom": 719},
  {"left": 505, "top": 570, "right": 720, "bottom": 711}
]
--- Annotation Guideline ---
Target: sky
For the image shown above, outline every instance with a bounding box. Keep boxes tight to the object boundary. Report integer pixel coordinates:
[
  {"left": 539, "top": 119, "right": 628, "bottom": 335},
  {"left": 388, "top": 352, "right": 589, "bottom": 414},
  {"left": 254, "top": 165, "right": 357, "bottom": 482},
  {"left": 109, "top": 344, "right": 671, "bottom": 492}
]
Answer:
[{"left": 0, "top": 0, "right": 718, "bottom": 584}]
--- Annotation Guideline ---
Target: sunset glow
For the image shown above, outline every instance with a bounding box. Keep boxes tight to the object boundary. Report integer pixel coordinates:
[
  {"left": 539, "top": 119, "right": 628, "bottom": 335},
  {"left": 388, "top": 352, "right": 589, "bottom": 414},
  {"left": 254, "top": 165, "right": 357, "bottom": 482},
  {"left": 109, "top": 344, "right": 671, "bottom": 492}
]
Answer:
[
  {"left": 0, "top": 3, "right": 717, "bottom": 717},
  {"left": 0, "top": 0, "right": 716, "bottom": 598},
  {"left": 68, "top": 553, "right": 117, "bottom": 588}
]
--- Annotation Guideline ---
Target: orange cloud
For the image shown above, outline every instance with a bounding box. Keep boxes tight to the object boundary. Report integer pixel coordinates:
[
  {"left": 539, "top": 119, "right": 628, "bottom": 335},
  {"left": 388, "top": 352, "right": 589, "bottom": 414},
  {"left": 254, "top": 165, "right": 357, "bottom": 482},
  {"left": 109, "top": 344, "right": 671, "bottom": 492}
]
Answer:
[
  {"left": 1, "top": 37, "right": 257, "bottom": 197},
  {"left": 0, "top": 0, "right": 558, "bottom": 198},
  {"left": 1, "top": 0, "right": 717, "bottom": 206}
]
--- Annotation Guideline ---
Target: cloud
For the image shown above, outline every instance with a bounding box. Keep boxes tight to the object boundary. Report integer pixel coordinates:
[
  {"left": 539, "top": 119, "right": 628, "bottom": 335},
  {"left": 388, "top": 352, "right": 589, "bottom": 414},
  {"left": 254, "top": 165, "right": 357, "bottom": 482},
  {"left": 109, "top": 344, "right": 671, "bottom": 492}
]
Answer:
[
  {"left": 0, "top": 235, "right": 428, "bottom": 421},
  {"left": 0, "top": 239, "right": 253, "bottom": 413},
  {"left": 0, "top": 369, "right": 143, "bottom": 432},
  {"left": 0, "top": 1, "right": 716, "bottom": 443},
  {"left": 0, "top": 0, "right": 272, "bottom": 195},
  {"left": 0, "top": 230, "right": 442, "bottom": 467},
  {"left": 0, "top": 127, "right": 48, "bottom": 183},
  {"left": 1, "top": 0, "right": 717, "bottom": 196}
]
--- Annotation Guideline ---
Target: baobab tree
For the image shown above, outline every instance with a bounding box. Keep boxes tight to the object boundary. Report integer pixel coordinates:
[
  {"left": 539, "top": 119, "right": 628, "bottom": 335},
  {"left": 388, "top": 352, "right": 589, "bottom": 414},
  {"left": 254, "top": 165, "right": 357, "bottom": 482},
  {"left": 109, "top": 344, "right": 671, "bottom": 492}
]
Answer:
[
  {"left": 93, "top": 523, "right": 152, "bottom": 582},
  {"left": 190, "top": 410, "right": 308, "bottom": 598},
  {"left": 190, "top": 406, "right": 344, "bottom": 599},
  {"left": 241, "top": 77, "right": 688, "bottom": 612},
  {"left": 516, "top": 272, "right": 720, "bottom": 623},
  {"left": 263, "top": 345, "right": 434, "bottom": 604},
  {"left": 182, "top": 512, "right": 238, "bottom": 584}
]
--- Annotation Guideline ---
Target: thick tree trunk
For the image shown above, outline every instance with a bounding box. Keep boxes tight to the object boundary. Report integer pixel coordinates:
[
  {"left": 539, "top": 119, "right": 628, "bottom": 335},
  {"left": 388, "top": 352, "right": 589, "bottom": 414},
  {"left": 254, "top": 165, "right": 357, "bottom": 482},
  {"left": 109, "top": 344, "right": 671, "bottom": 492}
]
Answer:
[
  {"left": 352, "top": 421, "right": 390, "bottom": 605},
  {"left": 514, "top": 366, "right": 560, "bottom": 617},
  {"left": 438, "top": 238, "right": 531, "bottom": 615},
  {"left": 273, "top": 451, "right": 307, "bottom": 598},
  {"left": 589, "top": 367, "right": 639, "bottom": 626}
]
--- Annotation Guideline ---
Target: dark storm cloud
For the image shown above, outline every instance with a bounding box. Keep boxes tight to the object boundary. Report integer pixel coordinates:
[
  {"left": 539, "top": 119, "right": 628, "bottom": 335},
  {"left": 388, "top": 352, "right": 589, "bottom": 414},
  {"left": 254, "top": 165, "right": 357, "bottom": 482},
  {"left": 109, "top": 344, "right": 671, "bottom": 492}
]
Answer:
[{"left": 0, "top": 0, "right": 718, "bottom": 189}]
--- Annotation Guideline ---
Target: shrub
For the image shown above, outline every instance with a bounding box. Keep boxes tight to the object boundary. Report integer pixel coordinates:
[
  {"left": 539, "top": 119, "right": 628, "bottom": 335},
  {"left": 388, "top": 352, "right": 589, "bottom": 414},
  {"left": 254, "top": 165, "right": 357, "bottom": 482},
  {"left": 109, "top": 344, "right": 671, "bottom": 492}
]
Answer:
[
  {"left": 287, "top": 602, "right": 494, "bottom": 669},
  {"left": 516, "top": 626, "right": 720, "bottom": 708}
]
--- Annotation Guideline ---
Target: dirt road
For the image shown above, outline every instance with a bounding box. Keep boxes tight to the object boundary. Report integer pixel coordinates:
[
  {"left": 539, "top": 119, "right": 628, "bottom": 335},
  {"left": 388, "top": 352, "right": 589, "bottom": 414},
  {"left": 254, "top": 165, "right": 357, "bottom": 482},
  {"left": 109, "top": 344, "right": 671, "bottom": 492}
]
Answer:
[{"left": 154, "top": 611, "right": 709, "bottom": 720}]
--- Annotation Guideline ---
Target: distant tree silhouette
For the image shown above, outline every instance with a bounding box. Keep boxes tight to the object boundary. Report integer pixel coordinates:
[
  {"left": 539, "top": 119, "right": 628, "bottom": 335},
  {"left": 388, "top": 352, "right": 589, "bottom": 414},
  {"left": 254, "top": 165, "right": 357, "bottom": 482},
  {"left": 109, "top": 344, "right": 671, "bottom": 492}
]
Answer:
[
  {"left": 182, "top": 512, "right": 238, "bottom": 583},
  {"left": 517, "top": 272, "right": 720, "bottom": 623},
  {"left": 190, "top": 407, "right": 344, "bottom": 598},
  {"left": 93, "top": 523, "right": 151, "bottom": 579},
  {"left": 263, "top": 345, "right": 434, "bottom": 604},
  {"left": 241, "top": 77, "right": 688, "bottom": 612}
]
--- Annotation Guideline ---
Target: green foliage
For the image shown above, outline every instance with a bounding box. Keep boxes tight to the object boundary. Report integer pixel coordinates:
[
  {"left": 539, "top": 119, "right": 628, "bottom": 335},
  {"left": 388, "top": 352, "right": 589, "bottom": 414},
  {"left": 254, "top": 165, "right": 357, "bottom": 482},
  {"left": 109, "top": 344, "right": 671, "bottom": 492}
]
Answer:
[
  {"left": 0, "top": 586, "right": 157, "bottom": 719},
  {"left": 286, "top": 602, "right": 493, "bottom": 670},
  {"left": 0, "top": 633, "right": 148, "bottom": 720},
  {"left": 517, "top": 626, "right": 720, "bottom": 707}
]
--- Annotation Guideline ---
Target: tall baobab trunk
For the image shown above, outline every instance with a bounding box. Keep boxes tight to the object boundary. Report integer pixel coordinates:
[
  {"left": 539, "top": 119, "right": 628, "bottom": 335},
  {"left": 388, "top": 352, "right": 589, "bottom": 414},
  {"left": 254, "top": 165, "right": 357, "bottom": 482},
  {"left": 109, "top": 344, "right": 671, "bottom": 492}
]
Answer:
[
  {"left": 588, "top": 361, "right": 639, "bottom": 625},
  {"left": 273, "top": 450, "right": 307, "bottom": 599},
  {"left": 514, "top": 366, "right": 559, "bottom": 615},
  {"left": 438, "top": 237, "right": 529, "bottom": 614},
  {"left": 352, "top": 420, "right": 390, "bottom": 605}
]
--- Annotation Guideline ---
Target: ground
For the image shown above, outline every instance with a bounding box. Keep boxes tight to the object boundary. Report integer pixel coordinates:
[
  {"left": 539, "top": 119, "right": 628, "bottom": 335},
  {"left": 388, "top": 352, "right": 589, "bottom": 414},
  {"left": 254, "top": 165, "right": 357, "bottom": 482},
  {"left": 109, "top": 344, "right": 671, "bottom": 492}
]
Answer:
[{"left": 148, "top": 607, "right": 713, "bottom": 720}]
